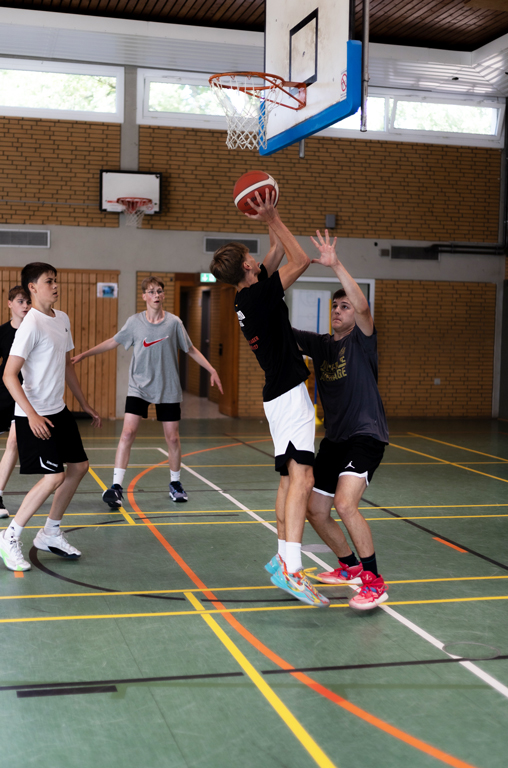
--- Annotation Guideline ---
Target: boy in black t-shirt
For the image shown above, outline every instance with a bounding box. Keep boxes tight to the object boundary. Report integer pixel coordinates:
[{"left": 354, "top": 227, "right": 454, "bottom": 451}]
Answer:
[
  {"left": 210, "top": 191, "right": 328, "bottom": 608},
  {"left": 0, "top": 285, "right": 31, "bottom": 518},
  {"left": 293, "top": 230, "right": 389, "bottom": 610}
]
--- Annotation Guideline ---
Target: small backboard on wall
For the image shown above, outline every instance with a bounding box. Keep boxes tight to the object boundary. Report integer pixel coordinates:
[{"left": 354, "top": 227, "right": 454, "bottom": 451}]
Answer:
[{"left": 100, "top": 170, "right": 162, "bottom": 214}]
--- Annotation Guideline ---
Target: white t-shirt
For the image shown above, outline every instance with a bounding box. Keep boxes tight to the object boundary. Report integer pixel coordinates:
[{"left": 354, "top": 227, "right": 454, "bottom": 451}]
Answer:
[{"left": 9, "top": 308, "right": 74, "bottom": 416}]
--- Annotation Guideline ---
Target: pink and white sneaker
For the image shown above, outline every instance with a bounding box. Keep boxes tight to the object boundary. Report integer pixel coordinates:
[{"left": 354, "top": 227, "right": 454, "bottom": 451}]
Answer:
[
  {"left": 315, "top": 561, "right": 363, "bottom": 585},
  {"left": 349, "top": 571, "right": 388, "bottom": 611}
]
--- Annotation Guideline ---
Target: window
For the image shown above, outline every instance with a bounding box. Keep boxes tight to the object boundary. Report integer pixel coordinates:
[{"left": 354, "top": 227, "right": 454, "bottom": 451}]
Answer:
[
  {"left": 138, "top": 70, "right": 225, "bottom": 128},
  {"left": 0, "top": 59, "right": 124, "bottom": 122}
]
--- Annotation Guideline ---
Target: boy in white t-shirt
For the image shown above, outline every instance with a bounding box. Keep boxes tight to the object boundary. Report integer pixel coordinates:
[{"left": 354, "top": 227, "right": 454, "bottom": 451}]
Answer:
[{"left": 0, "top": 262, "right": 101, "bottom": 572}]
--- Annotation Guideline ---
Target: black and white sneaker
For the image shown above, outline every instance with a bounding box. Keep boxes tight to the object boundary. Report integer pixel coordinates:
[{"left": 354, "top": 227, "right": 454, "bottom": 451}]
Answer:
[
  {"left": 169, "top": 481, "right": 188, "bottom": 503},
  {"left": 0, "top": 495, "right": 9, "bottom": 519},
  {"left": 102, "top": 484, "right": 123, "bottom": 509}
]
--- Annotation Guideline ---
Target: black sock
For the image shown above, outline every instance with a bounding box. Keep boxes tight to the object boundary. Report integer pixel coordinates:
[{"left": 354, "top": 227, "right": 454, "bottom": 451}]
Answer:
[
  {"left": 339, "top": 552, "right": 359, "bottom": 568},
  {"left": 360, "top": 553, "right": 378, "bottom": 577}
]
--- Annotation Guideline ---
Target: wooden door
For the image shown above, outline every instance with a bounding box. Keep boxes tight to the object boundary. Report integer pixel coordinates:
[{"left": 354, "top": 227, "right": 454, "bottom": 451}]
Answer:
[{"left": 218, "top": 284, "right": 239, "bottom": 417}]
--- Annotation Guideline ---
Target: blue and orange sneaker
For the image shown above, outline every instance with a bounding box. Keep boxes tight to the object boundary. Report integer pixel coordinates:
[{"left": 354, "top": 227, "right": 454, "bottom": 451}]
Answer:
[
  {"left": 264, "top": 553, "right": 283, "bottom": 575},
  {"left": 349, "top": 572, "right": 388, "bottom": 610},
  {"left": 270, "top": 562, "right": 330, "bottom": 607}
]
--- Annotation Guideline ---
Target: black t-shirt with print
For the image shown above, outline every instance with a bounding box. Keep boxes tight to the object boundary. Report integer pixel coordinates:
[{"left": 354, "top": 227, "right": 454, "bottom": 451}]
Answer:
[
  {"left": 0, "top": 321, "right": 21, "bottom": 409},
  {"left": 293, "top": 324, "right": 389, "bottom": 444},
  {"left": 235, "top": 265, "right": 309, "bottom": 402}
]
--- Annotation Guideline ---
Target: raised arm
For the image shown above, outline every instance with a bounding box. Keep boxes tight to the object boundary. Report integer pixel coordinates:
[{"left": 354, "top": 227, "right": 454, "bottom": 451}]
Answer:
[
  {"left": 245, "top": 190, "right": 310, "bottom": 289},
  {"left": 262, "top": 228, "right": 285, "bottom": 277},
  {"left": 311, "top": 229, "right": 374, "bottom": 336},
  {"left": 71, "top": 336, "right": 119, "bottom": 365},
  {"left": 187, "top": 345, "right": 224, "bottom": 394}
]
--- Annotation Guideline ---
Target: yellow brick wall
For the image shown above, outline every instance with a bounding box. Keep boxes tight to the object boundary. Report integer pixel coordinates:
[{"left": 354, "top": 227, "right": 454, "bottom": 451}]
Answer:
[
  {"left": 234, "top": 279, "right": 496, "bottom": 420},
  {"left": 0, "top": 118, "right": 121, "bottom": 227},
  {"left": 139, "top": 127, "right": 501, "bottom": 242}
]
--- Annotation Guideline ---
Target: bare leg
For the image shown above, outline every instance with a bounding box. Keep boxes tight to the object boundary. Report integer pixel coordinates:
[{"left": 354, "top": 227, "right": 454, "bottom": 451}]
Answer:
[
  {"left": 162, "top": 421, "right": 181, "bottom": 472},
  {"left": 307, "top": 490, "right": 354, "bottom": 559},
  {"left": 48, "top": 461, "right": 89, "bottom": 521},
  {"left": 275, "top": 474, "right": 289, "bottom": 540},
  {"left": 334, "top": 474, "right": 374, "bottom": 557},
  {"left": 0, "top": 422, "right": 18, "bottom": 490},
  {"left": 114, "top": 413, "right": 142, "bottom": 469},
  {"left": 13, "top": 473, "right": 65, "bottom": 528},
  {"left": 284, "top": 459, "right": 314, "bottom": 543}
]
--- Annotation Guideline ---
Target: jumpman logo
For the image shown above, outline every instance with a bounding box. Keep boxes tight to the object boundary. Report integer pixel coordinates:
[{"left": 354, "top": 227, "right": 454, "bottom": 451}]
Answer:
[{"left": 345, "top": 461, "right": 355, "bottom": 469}]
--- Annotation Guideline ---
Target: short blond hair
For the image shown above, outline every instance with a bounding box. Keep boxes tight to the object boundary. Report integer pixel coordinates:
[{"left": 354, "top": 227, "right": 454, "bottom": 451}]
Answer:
[{"left": 141, "top": 276, "right": 164, "bottom": 293}]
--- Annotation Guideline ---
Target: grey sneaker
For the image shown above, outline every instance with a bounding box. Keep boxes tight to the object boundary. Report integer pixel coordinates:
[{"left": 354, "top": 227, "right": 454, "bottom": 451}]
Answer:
[
  {"left": 0, "top": 495, "right": 9, "bottom": 519},
  {"left": 0, "top": 531, "right": 31, "bottom": 571},
  {"left": 169, "top": 481, "right": 188, "bottom": 503}
]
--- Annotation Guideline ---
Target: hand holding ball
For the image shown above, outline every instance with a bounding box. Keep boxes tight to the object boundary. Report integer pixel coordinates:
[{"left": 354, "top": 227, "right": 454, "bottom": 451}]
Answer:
[{"left": 233, "top": 171, "right": 279, "bottom": 214}]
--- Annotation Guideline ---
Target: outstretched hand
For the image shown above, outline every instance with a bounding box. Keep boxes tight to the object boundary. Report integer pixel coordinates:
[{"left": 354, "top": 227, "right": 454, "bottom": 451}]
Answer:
[
  {"left": 244, "top": 189, "right": 278, "bottom": 223},
  {"left": 71, "top": 353, "right": 85, "bottom": 365},
  {"left": 211, "top": 370, "right": 224, "bottom": 395},
  {"left": 310, "top": 229, "right": 339, "bottom": 268}
]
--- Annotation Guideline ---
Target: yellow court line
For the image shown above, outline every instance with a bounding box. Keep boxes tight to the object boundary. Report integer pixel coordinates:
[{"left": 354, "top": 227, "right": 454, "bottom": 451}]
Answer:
[
  {"left": 390, "top": 443, "right": 508, "bottom": 484},
  {"left": 2, "top": 593, "right": 508, "bottom": 624},
  {"left": 184, "top": 591, "right": 205, "bottom": 611},
  {"left": 87, "top": 468, "right": 136, "bottom": 525},
  {"left": 3, "top": 573, "right": 508, "bottom": 601},
  {"left": 202, "top": 613, "right": 337, "bottom": 768},
  {"left": 360, "top": 514, "right": 508, "bottom": 521},
  {"left": 408, "top": 433, "right": 508, "bottom": 463}
]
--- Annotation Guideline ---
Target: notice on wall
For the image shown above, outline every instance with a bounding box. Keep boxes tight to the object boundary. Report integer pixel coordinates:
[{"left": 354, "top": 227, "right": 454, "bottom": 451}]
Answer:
[
  {"left": 97, "top": 282, "right": 118, "bottom": 298},
  {"left": 291, "top": 289, "right": 331, "bottom": 333}
]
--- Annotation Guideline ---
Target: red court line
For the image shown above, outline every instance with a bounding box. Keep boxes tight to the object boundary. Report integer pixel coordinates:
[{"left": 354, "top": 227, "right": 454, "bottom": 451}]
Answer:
[
  {"left": 433, "top": 537, "right": 468, "bottom": 553},
  {"left": 126, "top": 453, "right": 479, "bottom": 768}
]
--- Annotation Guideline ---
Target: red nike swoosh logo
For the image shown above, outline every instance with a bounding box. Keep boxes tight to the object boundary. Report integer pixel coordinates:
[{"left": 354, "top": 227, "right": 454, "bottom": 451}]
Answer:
[{"left": 143, "top": 336, "right": 169, "bottom": 347}]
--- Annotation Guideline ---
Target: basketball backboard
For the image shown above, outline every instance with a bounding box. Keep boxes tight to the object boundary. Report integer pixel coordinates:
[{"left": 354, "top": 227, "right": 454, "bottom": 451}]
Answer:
[
  {"left": 261, "top": 0, "right": 361, "bottom": 156},
  {"left": 100, "top": 170, "right": 162, "bottom": 213}
]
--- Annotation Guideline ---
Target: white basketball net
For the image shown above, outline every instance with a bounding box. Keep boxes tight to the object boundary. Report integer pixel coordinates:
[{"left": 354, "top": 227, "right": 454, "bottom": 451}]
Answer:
[
  {"left": 117, "top": 197, "right": 154, "bottom": 228},
  {"left": 209, "top": 73, "right": 286, "bottom": 151}
]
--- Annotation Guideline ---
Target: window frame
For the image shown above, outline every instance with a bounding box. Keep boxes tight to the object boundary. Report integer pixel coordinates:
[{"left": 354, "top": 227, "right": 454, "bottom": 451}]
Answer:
[
  {"left": 0, "top": 58, "right": 124, "bottom": 123},
  {"left": 137, "top": 69, "right": 226, "bottom": 128}
]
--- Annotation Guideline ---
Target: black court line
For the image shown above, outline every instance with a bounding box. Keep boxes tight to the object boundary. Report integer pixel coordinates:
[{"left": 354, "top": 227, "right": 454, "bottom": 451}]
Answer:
[
  {"left": 17, "top": 685, "right": 117, "bottom": 698},
  {"left": 362, "top": 498, "right": 508, "bottom": 572},
  {"left": 5, "top": 654, "right": 508, "bottom": 697},
  {"left": 223, "top": 434, "right": 274, "bottom": 459}
]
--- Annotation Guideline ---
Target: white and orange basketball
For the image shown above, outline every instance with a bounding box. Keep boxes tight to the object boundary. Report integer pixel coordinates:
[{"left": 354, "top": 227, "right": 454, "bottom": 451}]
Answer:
[{"left": 233, "top": 171, "right": 279, "bottom": 213}]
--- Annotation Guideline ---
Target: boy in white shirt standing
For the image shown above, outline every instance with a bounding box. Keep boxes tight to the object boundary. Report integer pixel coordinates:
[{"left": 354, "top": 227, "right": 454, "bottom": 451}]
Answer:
[{"left": 0, "top": 262, "right": 101, "bottom": 572}]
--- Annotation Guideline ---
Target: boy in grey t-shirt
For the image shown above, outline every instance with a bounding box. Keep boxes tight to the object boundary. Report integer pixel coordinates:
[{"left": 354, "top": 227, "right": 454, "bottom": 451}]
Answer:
[{"left": 72, "top": 275, "right": 223, "bottom": 507}]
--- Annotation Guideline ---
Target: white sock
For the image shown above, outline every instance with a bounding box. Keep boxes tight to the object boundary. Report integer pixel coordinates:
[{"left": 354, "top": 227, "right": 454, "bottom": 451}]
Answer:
[
  {"left": 6, "top": 520, "right": 23, "bottom": 540},
  {"left": 44, "top": 518, "right": 60, "bottom": 535},
  {"left": 113, "top": 468, "right": 126, "bottom": 487},
  {"left": 285, "top": 542, "right": 303, "bottom": 574},
  {"left": 170, "top": 470, "right": 181, "bottom": 483},
  {"left": 0, "top": 490, "right": 4, "bottom": 497},
  {"left": 277, "top": 539, "right": 286, "bottom": 560}
]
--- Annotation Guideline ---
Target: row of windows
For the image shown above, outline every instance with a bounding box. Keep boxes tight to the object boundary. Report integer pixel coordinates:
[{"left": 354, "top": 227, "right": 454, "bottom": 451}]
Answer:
[{"left": 0, "top": 58, "right": 504, "bottom": 147}]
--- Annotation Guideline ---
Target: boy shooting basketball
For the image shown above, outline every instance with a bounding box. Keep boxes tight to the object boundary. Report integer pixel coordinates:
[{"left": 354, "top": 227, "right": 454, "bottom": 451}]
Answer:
[
  {"left": 293, "top": 231, "right": 389, "bottom": 610},
  {"left": 210, "top": 191, "right": 328, "bottom": 608},
  {"left": 0, "top": 285, "right": 31, "bottom": 518},
  {"left": 0, "top": 263, "right": 101, "bottom": 572},
  {"left": 72, "top": 275, "right": 223, "bottom": 507}
]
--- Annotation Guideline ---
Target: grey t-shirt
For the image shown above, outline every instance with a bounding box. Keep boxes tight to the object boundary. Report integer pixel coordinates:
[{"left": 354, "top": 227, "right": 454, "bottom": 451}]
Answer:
[{"left": 114, "top": 312, "right": 192, "bottom": 404}]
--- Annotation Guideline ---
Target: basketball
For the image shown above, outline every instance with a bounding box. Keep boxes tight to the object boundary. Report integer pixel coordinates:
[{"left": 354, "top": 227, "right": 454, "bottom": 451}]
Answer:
[{"left": 233, "top": 171, "right": 279, "bottom": 213}]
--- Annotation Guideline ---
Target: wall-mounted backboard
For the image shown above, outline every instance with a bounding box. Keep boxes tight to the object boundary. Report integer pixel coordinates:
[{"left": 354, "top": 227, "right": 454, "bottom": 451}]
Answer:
[{"left": 100, "top": 170, "right": 162, "bottom": 213}]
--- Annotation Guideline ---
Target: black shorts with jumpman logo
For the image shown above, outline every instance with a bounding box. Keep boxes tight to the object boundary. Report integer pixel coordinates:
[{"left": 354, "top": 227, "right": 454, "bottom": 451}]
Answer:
[{"left": 313, "top": 435, "right": 386, "bottom": 497}]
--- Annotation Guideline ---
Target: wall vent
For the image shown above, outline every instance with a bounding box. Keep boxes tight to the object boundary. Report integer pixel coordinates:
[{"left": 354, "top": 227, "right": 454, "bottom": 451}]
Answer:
[
  {"left": 0, "top": 230, "right": 50, "bottom": 248},
  {"left": 391, "top": 245, "right": 439, "bottom": 260},
  {"left": 204, "top": 237, "right": 259, "bottom": 255}
]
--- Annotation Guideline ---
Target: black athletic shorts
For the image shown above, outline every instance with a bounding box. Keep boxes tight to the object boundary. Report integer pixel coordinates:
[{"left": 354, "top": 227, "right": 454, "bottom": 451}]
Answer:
[
  {"left": 313, "top": 435, "right": 386, "bottom": 496},
  {"left": 0, "top": 403, "right": 15, "bottom": 434},
  {"left": 15, "top": 406, "right": 88, "bottom": 475},
  {"left": 125, "top": 396, "right": 181, "bottom": 422}
]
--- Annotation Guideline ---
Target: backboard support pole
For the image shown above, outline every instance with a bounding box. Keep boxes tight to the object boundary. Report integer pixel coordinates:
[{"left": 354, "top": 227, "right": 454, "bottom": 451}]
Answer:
[{"left": 361, "top": 0, "right": 370, "bottom": 132}]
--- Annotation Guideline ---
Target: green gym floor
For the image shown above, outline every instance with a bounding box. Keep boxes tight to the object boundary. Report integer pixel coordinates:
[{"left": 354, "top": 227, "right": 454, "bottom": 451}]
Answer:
[{"left": 0, "top": 416, "right": 507, "bottom": 768}]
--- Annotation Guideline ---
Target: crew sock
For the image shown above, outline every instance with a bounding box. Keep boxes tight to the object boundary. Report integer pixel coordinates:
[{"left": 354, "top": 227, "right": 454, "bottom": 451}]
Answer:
[
  {"left": 6, "top": 520, "right": 23, "bottom": 540},
  {"left": 277, "top": 539, "right": 286, "bottom": 561},
  {"left": 340, "top": 552, "right": 360, "bottom": 568},
  {"left": 44, "top": 518, "right": 61, "bottom": 535},
  {"left": 360, "top": 553, "right": 378, "bottom": 577},
  {"left": 285, "top": 542, "right": 303, "bottom": 574},
  {"left": 113, "top": 468, "right": 126, "bottom": 487},
  {"left": 170, "top": 470, "right": 181, "bottom": 483}
]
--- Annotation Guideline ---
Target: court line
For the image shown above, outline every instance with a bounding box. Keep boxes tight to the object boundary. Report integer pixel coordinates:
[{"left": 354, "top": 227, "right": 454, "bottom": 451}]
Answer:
[
  {"left": 433, "top": 537, "right": 468, "bottom": 553},
  {"left": 127, "top": 456, "right": 483, "bottom": 767},
  {"left": 408, "top": 433, "right": 508, "bottom": 462},
  {"left": 87, "top": 467, "right": 136, "bottom": 525},
  {"left": 390, "top": 442, "right": 508, "bottom": 484}
]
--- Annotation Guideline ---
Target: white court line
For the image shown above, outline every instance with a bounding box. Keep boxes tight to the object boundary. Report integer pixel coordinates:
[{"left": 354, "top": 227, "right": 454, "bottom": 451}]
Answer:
[{"left": 157, "top": 449, "right": 508, "bottom": 700}]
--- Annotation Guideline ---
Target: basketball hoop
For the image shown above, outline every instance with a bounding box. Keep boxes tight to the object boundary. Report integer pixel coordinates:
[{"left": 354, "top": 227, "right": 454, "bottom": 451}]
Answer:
[
  {"left": 108, "top": 197, "right": 154, "bottom": 227},
  {"left": 209, "top": 72, "right": 306, "bottom": 151}
]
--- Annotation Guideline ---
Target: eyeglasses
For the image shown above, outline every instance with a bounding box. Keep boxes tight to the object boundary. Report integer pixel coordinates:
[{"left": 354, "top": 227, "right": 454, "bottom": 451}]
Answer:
[{"left": 146, "top": 289, "right": 164, "bottom": 296}]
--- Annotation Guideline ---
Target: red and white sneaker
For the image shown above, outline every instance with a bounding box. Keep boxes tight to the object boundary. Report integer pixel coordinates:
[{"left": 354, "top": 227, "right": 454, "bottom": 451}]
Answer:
[
  {"left": 349, "top": 572, "right": 388, "bottom": 611},
  {"left": 315, "top": 561, "right": 363, "bottom": 585}
]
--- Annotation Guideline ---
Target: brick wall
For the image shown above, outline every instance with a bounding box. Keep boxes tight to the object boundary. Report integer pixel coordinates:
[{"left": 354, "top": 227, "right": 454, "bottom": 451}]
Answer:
[
  {"left": 234, "top": 279, "right": 496, "bottom": 420},
  {"left": 0, "top": 118, "right": 121, "bottom": 227},
  {"left": 139, "top": 126, "right": 500, "bottom": 242}
]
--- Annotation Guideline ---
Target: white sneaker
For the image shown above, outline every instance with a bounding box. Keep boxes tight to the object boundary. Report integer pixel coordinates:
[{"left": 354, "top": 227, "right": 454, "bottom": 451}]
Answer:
[
  {"left": 33, "top": 528, "right": 81, "bottom": 559},
  {"left": 0, "top": 531, "right": 31, "bottom": 571}
]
